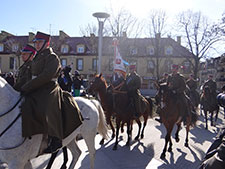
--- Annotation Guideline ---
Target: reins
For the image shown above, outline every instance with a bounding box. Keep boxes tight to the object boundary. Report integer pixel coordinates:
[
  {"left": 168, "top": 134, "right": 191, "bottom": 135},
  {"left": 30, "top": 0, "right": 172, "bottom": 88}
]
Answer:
[{"left": 0, "top": 96, "right": 27, "bottom": 150}]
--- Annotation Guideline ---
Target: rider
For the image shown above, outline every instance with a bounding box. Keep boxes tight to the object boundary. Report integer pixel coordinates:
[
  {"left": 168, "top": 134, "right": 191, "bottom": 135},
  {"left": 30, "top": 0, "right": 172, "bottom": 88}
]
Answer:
[
  {"left": 159, "top": 73, "right": 169, "bottom": 84},
  {"left": 167, "top": 64, "right": 191, "bottom": 124},
  {"left": 14, "top": 44, "right": 36, "bottom": 91},
  {"left": 186, "top": 74, "right": 197, "bottom": 92},
  {"left": 126, "top": 64, "right": 142, "bottom": 117},
  {"left": 203, "top": 74, "right": 217, "bottom": 107},
  {"left": 72, "top": 70, "right": 83, "bottom": 97},
  {"left": 21, "top": 31, "right": 64, "bottom": 153}
]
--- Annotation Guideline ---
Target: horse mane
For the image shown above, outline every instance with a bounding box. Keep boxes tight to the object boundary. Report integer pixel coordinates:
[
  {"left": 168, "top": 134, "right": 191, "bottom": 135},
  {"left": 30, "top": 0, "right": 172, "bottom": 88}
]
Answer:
[
  {"left": 0, "top": 76, "right": 19, "bottom": 97},
  {"left": 96, "top": 74, "right": 108, "bottom": 88}
]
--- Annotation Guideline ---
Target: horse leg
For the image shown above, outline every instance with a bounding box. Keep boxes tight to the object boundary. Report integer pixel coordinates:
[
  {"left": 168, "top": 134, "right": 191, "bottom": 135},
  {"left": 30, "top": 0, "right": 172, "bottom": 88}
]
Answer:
[
  {"left": 121, "top": 122, "right": 125, "bottom": 133},
  {"left": 99, "top": 114, "right": 114, "bottom": 145},
  {"left": 60, "top": 147, "right": 68, "bottom": 169},
  {"left": 83, "top": 131, "right": 96, "bottom": 169},
  {"left": 134, "top": 118, "right": 141, "bottom": 140},
  {"left": 140, "top": 114, "right": 148, "bottom": 139},
  {"left": 175, "top": 122, "right": 181, "bottom": 142},
  {"left": 210, "top": 111, "right": 214, "bottom": 127},
  {"left": 126, "top": 120, "right": 131, "bottom": 146},
  {"left": 204, "top": 110, "right": 208, "bottom": 130},
  {"left": 160, "top": 125, "right": 173, "bottom": 160},
  {"left": 67, "top": 141, "right": 81, "bottom": 169},
  {"left": 185, "top": 123, "right": 190, "bottom": 147},
  {"left": 113, "top": 118, "right": 121, "bottom": 150},
  {"left": 46, "top": 150, "right": 59, "bottom": 169}
]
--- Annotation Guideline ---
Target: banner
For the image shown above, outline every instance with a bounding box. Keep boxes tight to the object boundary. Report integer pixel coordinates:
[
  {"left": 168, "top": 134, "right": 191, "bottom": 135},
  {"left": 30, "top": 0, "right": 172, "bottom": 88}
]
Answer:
[{"left": 112, "top": 38, "right": 126, "bottom": 78}]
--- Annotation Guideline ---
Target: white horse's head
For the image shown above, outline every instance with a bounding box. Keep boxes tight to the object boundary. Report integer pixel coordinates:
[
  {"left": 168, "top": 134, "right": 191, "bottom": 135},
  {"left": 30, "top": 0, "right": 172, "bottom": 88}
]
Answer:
[{"left": 0, "top": 76, "right": 20, "bottom": 114}]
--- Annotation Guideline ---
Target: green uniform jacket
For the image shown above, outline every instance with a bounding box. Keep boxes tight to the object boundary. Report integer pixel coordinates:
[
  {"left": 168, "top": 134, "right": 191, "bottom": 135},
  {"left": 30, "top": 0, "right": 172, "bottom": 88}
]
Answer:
[
  {"left": 21, "top": 48, "right": 82, "bottom": 139},
  {"left": 186, "top": 79, "right": 197, "bottom": 91},
  {"left": 14, "top": 61, "right": 32, "bottom": 91},
  {"left": 167, "top": 73, "right": 186, "bottom": 94}
]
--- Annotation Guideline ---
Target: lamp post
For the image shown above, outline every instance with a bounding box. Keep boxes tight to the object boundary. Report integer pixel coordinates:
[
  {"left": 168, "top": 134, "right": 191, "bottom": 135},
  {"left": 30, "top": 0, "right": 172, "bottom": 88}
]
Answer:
[{"left": 93, "top": 12, "right": 110, "bottom": 74}]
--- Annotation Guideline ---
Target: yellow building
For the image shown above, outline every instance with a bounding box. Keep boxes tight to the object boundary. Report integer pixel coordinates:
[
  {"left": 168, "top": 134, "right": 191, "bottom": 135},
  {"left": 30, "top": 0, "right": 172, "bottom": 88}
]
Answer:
[{"left": 0, "top": 30, "right": 195, "bottom": 93}]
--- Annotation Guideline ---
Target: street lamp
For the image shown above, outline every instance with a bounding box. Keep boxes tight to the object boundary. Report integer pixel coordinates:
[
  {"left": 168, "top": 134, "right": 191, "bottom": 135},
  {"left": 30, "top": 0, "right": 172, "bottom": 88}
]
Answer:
[{"left": 93, "top": 12, "right": 110, "bottom": 74}]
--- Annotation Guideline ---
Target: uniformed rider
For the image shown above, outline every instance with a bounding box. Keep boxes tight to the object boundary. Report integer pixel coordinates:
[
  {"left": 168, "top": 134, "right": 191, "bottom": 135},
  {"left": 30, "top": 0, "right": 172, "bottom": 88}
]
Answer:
[
  {"left": 126, "top": 65, "right": 141, "bottom": 117},
  {"left": 167, "top": 64, "right": 191, "bottom": 123},
  {"left": 203, "top": 74, "right": 217, "bottom": 107},
  {"left": 21, "top": 31, "right": 64, "bottom": 153},
  {"left": 14, "top": 44, "right": 36, "bottom": 91}
]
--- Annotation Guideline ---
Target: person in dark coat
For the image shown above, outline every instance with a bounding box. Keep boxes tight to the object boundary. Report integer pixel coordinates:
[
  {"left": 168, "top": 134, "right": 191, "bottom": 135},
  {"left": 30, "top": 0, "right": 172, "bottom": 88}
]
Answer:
[
  {"left": 167, "top": 64, "right": 191, "bottom": 123},
  {"left": 21, "top": 31, "right": 82, "bottom": 154},
  {"left": 203, "top": 74, "right": 217, "bottom": 107},
  {"left": 199, "top": 126, "right": 225, "bottom": 169},
  {"left": 72, "top": 70, "right": 83, "bottom": 97},
  {"left": 159, "top": 73, "right": 169, "bottom": 84},
  {"left": 14, "top": 44, "right": 36, "bottom": 91},
  {"left": 63, "top": 65, "right": 73, "bottom": 92},
  {"left": 126, "top": 65, "right": 142, "bottom": 117},
  {"left": 58, "top": 72, "right": 68, "bottom": 91},
  {"left": 5, "top": 72, "right": 15, "bottom": 87}
]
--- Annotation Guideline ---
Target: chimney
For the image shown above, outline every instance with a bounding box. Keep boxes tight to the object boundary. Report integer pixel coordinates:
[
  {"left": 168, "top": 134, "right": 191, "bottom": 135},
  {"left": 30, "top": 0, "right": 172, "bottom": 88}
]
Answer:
[
  {"left": 155, "top": 33, "right": 161, "bottom": 39},
  {"left": 28, "top": 32, "right": 35, "bottom": 42},
  {"left": 122, "top": 32, "right": 127, "bottom": 38},
  {"left": 177, "top": 36, "right": 181, "bottom": 45},
  {"left": 59, "top": 30, "right": 70, "bottom": 40}
]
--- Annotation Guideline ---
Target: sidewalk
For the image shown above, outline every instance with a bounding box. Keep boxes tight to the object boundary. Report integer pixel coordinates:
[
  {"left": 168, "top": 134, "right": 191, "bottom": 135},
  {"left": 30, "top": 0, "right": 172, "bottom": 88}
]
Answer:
[{"left": 31, "top": 108, "right": 225, "bottom": 169}]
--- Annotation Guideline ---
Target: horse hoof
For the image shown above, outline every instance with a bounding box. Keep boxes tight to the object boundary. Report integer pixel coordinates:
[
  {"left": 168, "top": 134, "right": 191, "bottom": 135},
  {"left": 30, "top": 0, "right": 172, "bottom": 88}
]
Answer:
[
  {"left": 168, "top": 147, "right": 172, "bottom": 152},
  {"left": 99, "top": 139, "right": 104, "bottom": 145},
  {"left": 135, "top": 136, "right": 139, "bottom": 140},
  {"left": 175, "top": 138, "right": 180, "bottom": 142},
  {"left": 60, "top": 164, "right": 67, "bottom": 169},
  {"left": 185, "top": 143, "right": 189, "bottom": 147},
  {"left": 160, "top": 153, "right": 166, "bottom": 160},
  {"left": 113, "top": 146, "right": 117, "bottom": 150}
]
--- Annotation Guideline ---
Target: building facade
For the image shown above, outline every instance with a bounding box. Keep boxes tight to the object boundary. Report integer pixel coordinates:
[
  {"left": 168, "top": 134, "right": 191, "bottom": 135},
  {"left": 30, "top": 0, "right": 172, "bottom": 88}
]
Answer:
[{"left": 0, "top": 30, "right": 195, "bottom": 93}]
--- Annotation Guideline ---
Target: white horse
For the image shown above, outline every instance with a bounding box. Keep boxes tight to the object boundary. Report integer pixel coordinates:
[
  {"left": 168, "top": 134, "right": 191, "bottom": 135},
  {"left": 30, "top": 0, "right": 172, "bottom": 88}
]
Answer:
[{"left": 0, "top": 76, "right": 108, "bottom": 169}]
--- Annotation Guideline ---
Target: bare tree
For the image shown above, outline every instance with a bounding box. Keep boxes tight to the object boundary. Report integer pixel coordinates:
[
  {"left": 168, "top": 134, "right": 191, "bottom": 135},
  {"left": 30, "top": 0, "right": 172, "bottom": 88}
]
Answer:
[
  {"left": 145, "top": 9, "right": 168, "bottom": 80},
  {"left": 176, "top": 10, "right": 224, "bottom": 78},
  {"left": 105, "top": 7, "right": 144, "bottom": 38},
  {"left": 79, "top": 23, "right": 98, "bottom": 37}
]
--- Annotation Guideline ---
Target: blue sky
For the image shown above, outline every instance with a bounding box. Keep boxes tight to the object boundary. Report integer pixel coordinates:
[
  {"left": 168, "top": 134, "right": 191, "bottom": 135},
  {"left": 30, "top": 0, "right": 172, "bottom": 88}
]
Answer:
[{"left": 1, "top": 0, "right": 224, "bottom": 37}]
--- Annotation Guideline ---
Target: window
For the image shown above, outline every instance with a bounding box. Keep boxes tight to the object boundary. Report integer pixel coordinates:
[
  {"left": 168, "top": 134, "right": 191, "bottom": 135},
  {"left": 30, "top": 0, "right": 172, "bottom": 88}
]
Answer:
[
  {"left": 147, "top": 60, "right": 155, "bottom": 73},
  {"left": 92, "top": 58, "right": 97, "bottom": 71},
  {"left": 77, "top": 44, "right": 85, "bottom": 53},
  {"left": 147, "top": 46, "right": 154, "bottom": 55},
  {"left": 164, "top": 59, "right": 173, "bottom": 73},
  {"left": 12, "top": 44, "right": 19, "bottom": 52},
  {"left": 165, "top": 46, "right": 173, "bottom": 55},
  {"left": 182, "top": 60, "right": 191, "bottom": 73},
  {"left": 9, "top": 57, "right": 16, "bottom": 69},
  {"left": 60, "top": 59, "right": 67, "bottom": 68},
  {"left": 0, "top": 44, "right": 3, "bottom": 52},
  {"left": 61, "top": 44, "right": 69, "bottom": 54},
  {"left": 130, "top": 47, "right": 137, "bottom": 55},
  {"left": 76, "top": 58, "right": 83, "bottom": 71}
]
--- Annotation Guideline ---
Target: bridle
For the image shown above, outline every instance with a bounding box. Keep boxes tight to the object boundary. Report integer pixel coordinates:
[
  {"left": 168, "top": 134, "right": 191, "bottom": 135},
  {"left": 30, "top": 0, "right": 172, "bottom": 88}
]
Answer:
[{"left": 0, "top": 96, "right": 26, "bottom": 150}]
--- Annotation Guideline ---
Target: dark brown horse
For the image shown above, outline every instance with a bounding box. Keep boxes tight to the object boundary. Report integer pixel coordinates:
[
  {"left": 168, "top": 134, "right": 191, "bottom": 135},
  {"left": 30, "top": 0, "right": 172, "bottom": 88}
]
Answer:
[
  {"left": 89, "top": 74, "right": 153, "bottom": 150},
  {"left": 155, "top": 83, "right": 198, "bottom": 159},
  {"left": 200, "top": 86, "right": 219, "bottom": 129}
]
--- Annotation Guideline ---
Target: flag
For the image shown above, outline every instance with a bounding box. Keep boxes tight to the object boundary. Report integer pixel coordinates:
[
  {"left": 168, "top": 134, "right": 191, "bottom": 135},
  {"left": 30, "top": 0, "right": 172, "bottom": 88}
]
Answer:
[{"left": 112, "top": 38, "right": 126, "bottom": 78}]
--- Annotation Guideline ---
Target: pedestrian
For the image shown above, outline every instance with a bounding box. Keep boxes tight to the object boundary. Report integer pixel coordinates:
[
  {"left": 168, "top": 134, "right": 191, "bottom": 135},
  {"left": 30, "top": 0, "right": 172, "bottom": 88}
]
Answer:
[
  {"left": 72, "top": 70, "right": 82, "bottom": 97},
  {"left": 14, "top": 44, "right": 36, "bottom": 91}
]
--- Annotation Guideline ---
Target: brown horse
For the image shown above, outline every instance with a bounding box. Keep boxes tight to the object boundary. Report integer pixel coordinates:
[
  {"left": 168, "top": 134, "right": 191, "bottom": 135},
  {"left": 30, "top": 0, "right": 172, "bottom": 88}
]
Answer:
[
  {"left": 89, "top": 74, "right": 153, "bottom": 150},
  {"left": 200, "top": 86, "right": 219, "bottom": 129},
  {"left": 155, "top": 83, "right": 198, "bottom": 159}
]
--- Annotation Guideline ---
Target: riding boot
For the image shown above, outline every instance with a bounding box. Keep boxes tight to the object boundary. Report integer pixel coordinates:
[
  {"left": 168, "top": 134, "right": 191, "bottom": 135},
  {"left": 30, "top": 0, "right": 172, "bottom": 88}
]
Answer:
[{"left": 44, "top": 136, "right": 62, "bottom": 154}]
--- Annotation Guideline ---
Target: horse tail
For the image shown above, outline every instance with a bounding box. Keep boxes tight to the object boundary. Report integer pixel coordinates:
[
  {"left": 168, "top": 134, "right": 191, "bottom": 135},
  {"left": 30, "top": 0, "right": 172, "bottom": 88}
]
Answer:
[
  {"left": 91, "top": 100, "right": 109, "bottom": 140},
  {"left": 145, "top": 96, "right": 153, "bottom": 118},
  {"left": 190, "top": 111, "right": 198, "bottom": 127}
]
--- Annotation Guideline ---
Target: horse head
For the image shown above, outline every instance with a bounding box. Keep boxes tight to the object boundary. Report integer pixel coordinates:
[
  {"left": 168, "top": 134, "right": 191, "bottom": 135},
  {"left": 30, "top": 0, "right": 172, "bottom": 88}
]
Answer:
[
  {"left": 155, "top": 83, "right": 170, "bottom": 107},
  {"left": 88, "top": 73, "right": 107, "bottom": 94}
]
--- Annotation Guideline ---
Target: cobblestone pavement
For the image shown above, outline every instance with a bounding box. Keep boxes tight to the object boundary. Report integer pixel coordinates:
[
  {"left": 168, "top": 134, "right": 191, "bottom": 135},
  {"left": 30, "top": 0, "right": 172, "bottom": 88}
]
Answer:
[{"left": 31, "top": 107, "right": 225, "bottom": 169}]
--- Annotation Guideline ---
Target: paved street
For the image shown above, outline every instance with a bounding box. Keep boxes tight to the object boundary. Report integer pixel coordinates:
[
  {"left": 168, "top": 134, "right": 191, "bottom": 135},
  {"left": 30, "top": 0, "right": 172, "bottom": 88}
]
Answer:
[{"left": 31, "top": 108, "right": 225, "bottom": 169}]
